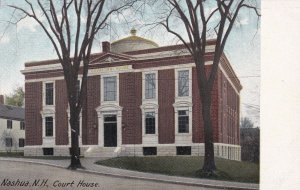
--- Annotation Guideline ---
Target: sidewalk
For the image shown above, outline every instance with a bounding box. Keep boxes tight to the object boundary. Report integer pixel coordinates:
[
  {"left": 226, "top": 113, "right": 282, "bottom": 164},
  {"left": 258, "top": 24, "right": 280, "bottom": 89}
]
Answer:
[{"left": 0, "top": 157, "right": 259, "bottom": 190}]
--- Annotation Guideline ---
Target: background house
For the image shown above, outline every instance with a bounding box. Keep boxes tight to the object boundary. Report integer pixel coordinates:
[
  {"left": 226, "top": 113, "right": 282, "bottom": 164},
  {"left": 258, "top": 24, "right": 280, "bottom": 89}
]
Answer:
[
  {"left": 0, "top": 95, "right": 25, "bottom": 152},
  {"left": 22, "top": 30, "right": 242, "bottom": 160}
]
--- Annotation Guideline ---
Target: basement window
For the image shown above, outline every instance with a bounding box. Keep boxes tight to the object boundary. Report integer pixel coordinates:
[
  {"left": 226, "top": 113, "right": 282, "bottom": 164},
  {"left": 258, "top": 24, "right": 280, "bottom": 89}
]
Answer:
[
  {"left": 143, "top": 147, "right": 157, "bottom": 156},
  {"left": 43, "top": 148, "right": 54, "bottom": 156},
  {"left": 176, "top": 146, "right": 191, "bottom": 155}
]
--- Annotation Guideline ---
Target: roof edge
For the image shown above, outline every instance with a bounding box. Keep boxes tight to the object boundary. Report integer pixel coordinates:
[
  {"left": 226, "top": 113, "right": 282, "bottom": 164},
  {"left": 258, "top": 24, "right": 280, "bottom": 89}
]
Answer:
[
  {"left": 220, "top": 53, "right": 243, "bottom": 91},
  {"left": 124, "top": 39, "right": 217, "bottom": 55},
  {"left": 111, "top": 36, "right": 159, "bottom": 47}
]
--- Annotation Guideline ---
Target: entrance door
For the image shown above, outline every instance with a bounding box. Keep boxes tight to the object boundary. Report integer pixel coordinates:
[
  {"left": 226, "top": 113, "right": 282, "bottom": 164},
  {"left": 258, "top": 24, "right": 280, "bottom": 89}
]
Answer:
[{"left": 104, "top": 115, "right": 117, "bottom": 147}]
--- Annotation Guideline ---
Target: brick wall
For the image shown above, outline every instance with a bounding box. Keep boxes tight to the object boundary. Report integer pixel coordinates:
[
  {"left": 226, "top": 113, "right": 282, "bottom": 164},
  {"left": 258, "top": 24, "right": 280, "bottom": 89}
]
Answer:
[
  {"left": 24, "top": 63, "right": 240, "bottom": 147},
  {"left": 158, "top": 69, "right": 175, "bottom": 144},
  {"left": 82, "top": 75, "right": 100, "bottom": 145},
  {"left": 192, "top": 68, "right": 204, "bottom": 143},
  {"left": 218, "top": 69, "right": 240, "bottom": 145},
  {"left": 210, "top": 66, "right": 219, "bottom": 142},
  {"left": 192, "top": 67, "right": 219, "bottom": 143},
  {"left": 218, "top": 69, "right": 223, "bottom": 143},
  {"left": 55, "top": 80, "right": 68, "bottom": 145},
  {"left": 119, "top": 72, "right": 142, "bottom": 144},
  {"left": 25, "top": 82, "right": 42, "bottom": 145}
]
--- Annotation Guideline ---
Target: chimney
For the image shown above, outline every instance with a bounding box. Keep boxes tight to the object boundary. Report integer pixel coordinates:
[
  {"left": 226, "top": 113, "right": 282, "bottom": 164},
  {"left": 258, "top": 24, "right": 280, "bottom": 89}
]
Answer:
[
  {"left": 102, "top": 41, "right": 110, "bottom": 53},
  {"left": 0, "top": 95, "right": 4, "bottom": 104}
]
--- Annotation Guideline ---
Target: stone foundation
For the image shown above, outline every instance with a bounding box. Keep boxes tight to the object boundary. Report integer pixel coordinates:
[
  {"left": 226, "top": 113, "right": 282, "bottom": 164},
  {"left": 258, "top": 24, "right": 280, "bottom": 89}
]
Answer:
[
  {"left": 24, "top": 143, "right": 241, "bottom": 161},
  {"left": 24, "top": 146, "right": 89, "bottom": 157},
  {"left": 157, "top": 146, "right": 176, "bottom": 156},
  {"left": 24, "top": 146, "right": 44, "bottom": 156},
  {"left": 214, "top": 143, "right": 241, "bottom": 161}
]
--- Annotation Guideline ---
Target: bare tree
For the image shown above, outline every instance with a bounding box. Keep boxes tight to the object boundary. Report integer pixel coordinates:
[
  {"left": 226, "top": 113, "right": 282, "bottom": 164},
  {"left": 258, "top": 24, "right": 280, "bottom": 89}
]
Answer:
[
  {"left": 0, "top": 129, "right": 16, "bottom": 153},
  {"left": 240, "top": 127, "right": 259, "bottom": 163},
  {"left": 10, "top": 0, "right": 136, "bottom": 169},
  {"left": 240, "top": 117, "right": 254, "bottom": 128},
  {"left": 155, "top": 0, "right": 260, "bottom": 174}
]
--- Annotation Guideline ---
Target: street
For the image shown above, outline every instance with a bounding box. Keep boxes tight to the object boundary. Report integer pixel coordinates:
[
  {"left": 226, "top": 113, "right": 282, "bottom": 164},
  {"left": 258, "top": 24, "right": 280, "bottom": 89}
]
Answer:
[{"left": 0, "top": 161, "right": 217, "bottom": 190}]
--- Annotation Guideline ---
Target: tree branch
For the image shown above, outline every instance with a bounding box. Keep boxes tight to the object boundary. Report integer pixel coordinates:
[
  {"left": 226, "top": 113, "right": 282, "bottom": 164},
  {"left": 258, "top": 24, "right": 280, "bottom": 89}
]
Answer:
[
  {"left": 160, "top": 7, "right": 193, "bottom": 55},
  {"left": 9, "top": 3, "right": 63, "bottom": 63}
]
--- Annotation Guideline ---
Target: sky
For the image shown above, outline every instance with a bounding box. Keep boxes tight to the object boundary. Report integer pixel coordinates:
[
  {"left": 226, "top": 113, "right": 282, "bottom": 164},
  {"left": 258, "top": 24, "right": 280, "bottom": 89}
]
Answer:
[{"left": 0, "top": 0, "right": 260, "bottom": 127}]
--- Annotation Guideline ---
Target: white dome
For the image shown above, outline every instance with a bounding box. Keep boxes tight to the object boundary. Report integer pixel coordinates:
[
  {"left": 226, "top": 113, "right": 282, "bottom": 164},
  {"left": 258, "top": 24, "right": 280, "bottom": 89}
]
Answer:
[{"left": 111, "top": 29, "right": 159, "bottom": 53}]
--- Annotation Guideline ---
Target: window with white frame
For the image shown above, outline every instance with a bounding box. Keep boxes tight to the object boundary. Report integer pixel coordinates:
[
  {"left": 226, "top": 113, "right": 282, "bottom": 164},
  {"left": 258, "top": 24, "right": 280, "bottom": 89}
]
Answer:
[
  {"left": 19, "top": 138, "right": 25, "bottom": 147},
  {"left": 45, "top": 117, "right": 54, "bottom": 137},
  {"left": 178, "top": 110, "right": 189, "bottom": 133},
  {"left": 7, "top": 120, "right": 12, "bottom": 129},
  {"left": 5, "top": 138, "right": 12, "bottom": 147},
  {"left": 178, "top": 70, "right": 189, "bottom": 97},
  {"left": 145, "top": 73, "right": 156, "bottom": 99},
  {"left": 104, "top": 76, "right": 117, "bottom": 101},
  {"left": 45, "top": 83, "right": 54, "bottom": 105},
  {"left": 20, "top": 121, "right": 25, "bottom": 130},
  {"left": 145, "top": 112, "right": 155, "bottom": 134}
]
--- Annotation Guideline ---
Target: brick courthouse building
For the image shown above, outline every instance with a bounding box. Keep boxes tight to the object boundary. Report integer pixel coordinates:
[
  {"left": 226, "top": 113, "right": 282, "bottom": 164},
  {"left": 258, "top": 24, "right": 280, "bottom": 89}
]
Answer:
[{"left": 22, "top": 29, "right": 242, "bottom": 160}]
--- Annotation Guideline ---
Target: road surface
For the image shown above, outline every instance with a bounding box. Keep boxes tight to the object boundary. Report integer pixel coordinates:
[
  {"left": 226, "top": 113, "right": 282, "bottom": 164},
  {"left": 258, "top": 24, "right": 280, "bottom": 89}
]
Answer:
[{"left": 0, "top": 161, "right": 218, "bottom": 190}]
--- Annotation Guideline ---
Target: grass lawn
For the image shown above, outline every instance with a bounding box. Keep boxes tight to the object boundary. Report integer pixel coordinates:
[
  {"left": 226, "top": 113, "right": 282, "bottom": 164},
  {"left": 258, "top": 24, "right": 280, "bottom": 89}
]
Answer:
[
  {"left": 0, "top": 152, "right": 70, "bottom": 160},
  {"left": 96, "top": 156, "right": 259, "bottom": 183},
  {"left": 0, "top": 152, "right": 24, "bottom": 157}
]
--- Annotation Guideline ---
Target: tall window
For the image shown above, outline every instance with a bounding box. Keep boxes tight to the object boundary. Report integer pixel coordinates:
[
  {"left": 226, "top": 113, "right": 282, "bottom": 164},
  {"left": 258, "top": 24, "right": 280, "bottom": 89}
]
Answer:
[
  {"left": 20, "top": 121, "right": 25, "bottom": 130},
  {"left": 7, "top": 120, "right": 12, "bottom": 129},
  {"left": 178, "top": 70, "right": 189, "bottom": 97},
  {"left": 178, "top": 110, "right": 189, "bottom": 133},
  {"left": 104, "top": 76, "right": 117, "bottom": 101},
  {"left": 45, "top": 117, "right": 53, "bottom": 137},
  {"left": 19, "top": 138, "right": 25, "bottom": 147},
  {"left": 145, "top": 112, "right": 155, "bottom": 134},
  {"left": 5, "top": 138, "right": 12, "bottom": 147},
  {"left": 145, "top": 73, "right": 156, "bottom": 99},
  {"left": 45, "top": 83, "right": 54, "bottom": 105}
]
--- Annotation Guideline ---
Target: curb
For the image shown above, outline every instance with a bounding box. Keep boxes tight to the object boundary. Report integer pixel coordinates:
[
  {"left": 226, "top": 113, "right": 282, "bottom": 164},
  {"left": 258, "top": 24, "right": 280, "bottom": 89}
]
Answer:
[{"left": 0, "top": 158, "right": 259, "bottom": 190}]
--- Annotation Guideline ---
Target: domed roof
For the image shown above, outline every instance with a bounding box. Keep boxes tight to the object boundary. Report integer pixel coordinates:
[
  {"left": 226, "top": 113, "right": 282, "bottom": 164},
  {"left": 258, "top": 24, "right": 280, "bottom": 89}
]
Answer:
[{"left": 111, "top": 28, "right": 159, "bottom": 53}]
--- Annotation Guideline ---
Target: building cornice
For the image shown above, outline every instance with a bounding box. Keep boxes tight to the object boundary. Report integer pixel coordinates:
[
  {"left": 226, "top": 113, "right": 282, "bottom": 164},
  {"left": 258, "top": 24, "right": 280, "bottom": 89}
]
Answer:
[
  {"left": 220, "top": 54, "right": 243, "bottom": 92},
  {"left": 23, "top": 41, "right": 216, "bottom": 68},
  {"left": 124, "top": 39, "right": 216, "bottom": 55}
]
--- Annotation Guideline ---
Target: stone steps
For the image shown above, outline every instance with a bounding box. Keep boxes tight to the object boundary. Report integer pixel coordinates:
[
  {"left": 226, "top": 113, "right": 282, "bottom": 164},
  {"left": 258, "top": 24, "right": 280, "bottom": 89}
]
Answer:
[{"left": 84, "top": 147, "right": 122, "bottom": 157}]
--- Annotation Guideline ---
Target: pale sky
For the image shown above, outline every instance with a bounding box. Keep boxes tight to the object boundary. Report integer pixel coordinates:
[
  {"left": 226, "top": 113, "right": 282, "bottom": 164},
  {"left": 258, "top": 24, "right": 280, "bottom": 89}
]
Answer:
[{"left": 0, "top": 0, "right": 260, "bottom": 127}]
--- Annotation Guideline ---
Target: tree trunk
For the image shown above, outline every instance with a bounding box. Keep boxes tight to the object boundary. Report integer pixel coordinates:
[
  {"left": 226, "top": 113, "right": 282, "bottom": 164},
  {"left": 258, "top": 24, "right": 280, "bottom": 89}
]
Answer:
[
  {"left": 201, "top": 93, "right": 216, "bottom": 173},
  {"left": 68, "top": 111, "right": 82, "bottom": 169}
]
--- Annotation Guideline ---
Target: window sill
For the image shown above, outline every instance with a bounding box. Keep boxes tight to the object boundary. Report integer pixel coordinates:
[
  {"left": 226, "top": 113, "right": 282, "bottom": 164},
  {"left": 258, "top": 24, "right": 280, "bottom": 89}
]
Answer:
[
  {"left": 101, "top": 101, "right": 118, "bottom": 104},
  {"left": 176, "top": 133, "right": 192, "bottom": 136},
  {"left": 43, "top": 105, "right": 55, "bottom": 108},
  {"left": 143, "top": 134, "right": 158, "bottom": 137},
  {"left": 43, "top": 136, "right": 55, "bottom": 139},
  {"left": 142, "top": 98, "right": 158, "bottom": 102}
]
